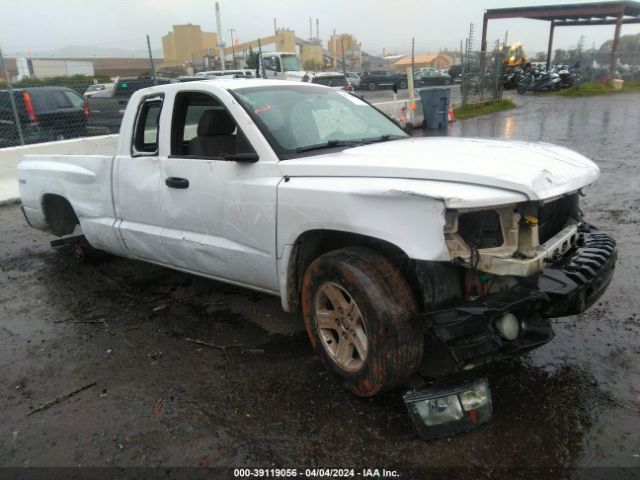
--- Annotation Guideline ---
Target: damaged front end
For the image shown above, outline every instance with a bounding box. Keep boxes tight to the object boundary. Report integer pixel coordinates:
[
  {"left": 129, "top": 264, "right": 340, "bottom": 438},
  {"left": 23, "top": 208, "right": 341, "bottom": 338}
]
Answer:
[{"left": 418, "top": 193, "right": 617, "bottom": 377}]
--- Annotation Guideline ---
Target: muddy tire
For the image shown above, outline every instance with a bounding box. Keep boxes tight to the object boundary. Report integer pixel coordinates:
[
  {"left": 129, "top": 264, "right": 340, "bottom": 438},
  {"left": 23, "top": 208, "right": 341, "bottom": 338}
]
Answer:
[{"left": 301, "top": 247, "right": 423, "bottom": 397}]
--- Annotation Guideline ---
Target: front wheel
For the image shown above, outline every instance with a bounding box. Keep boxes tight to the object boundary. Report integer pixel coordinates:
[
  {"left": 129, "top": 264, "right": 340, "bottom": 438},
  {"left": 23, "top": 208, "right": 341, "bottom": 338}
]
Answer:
[
  {"left": 368, "top": 82, "right": 377, "bottom": 91},
  {"left": 517, "top": 86, "right": 526, "bottom": 94},
  {"left": 398, "top": 79, "right": 408, "bottom": 89},
  {"left": 301, "top": 248, "right": 423, "bottom": 397}
]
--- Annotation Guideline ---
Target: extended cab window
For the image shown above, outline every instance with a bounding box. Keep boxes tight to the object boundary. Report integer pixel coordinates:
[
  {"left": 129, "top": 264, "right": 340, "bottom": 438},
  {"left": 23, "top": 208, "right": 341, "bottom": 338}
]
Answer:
[
  {"left": 132, "top": 98, "right": 162, "bottom": 155},
  {"left": 171, "top": 91, "right": 255, "bottom": 159}
]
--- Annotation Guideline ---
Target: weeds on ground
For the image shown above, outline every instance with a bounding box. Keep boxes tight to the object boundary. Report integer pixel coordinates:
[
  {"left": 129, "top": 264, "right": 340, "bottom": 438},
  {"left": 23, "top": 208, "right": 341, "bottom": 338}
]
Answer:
[
  {"left": 557, "top": 80, "right": 640, "bottom": 97},
  {"left": 453, "top": 99, "right": 516, "bottom": 120}
]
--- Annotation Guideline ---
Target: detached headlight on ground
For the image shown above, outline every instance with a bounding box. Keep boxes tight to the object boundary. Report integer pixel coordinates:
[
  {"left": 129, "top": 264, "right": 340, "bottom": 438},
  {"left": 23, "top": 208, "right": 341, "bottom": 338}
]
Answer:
[{"left": 403, "top": 378, "right": 492, "bottom": 440}]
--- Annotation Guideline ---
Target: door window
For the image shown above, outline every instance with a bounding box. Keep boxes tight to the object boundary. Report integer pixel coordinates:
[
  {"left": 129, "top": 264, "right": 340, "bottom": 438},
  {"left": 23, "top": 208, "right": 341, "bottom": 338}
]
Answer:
[
  {"left": 132, "top": 98, "right": 162, "bottom": 156},
  {"left": 171, "top": 91, "right": 255, "bottom": 159}
]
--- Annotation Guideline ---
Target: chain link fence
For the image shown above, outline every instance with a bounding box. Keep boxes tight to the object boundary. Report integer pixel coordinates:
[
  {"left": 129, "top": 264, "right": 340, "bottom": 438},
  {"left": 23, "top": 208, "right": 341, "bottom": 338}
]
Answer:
[
  {"left": 460, "top": 51, "right": 504, "bottom": 107},
  {"left": 0, "top": 49, "right": 171, "bottom": 148}
]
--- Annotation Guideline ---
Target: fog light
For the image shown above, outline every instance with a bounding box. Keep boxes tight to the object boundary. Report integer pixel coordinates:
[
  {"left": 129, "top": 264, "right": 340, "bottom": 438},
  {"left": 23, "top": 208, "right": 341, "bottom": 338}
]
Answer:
[
  {"left": 495, "top": 313, "right": 520, "bottom": 340},
  {"left": 403, "top": 378, "right": 492, "bottom": 441}
]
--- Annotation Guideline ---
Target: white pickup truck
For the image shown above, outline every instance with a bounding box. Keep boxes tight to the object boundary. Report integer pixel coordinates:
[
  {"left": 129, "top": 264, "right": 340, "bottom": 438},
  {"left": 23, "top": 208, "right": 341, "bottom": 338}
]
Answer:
[{"left": 18, "top": 79, "right": 616, "bottom": 398}]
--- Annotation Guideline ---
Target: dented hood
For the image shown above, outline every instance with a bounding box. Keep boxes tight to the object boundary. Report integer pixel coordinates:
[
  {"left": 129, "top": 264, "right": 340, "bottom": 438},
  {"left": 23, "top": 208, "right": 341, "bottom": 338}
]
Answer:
[{"left": 278, "top": 137, "right": 600, "bottom": 201}]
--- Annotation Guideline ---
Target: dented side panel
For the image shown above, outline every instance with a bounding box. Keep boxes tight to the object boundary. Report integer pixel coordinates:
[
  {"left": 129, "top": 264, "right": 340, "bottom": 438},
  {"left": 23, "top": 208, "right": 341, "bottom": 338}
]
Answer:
[{"left": 276, "top": 177, "right": 450, "bottom": 261}]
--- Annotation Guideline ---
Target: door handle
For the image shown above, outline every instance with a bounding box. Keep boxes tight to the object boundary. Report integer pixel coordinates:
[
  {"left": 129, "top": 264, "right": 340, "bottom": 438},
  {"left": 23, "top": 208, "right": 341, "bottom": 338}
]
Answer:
[{"left": 165, "top": 177, "right": 189, "bottom": 189}]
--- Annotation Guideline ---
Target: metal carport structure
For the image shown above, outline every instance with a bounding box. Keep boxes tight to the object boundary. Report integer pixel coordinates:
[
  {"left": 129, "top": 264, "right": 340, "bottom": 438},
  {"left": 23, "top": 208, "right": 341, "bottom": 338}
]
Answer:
[{"left": 480, "top": 1, "right": 640, "bottom": 73}]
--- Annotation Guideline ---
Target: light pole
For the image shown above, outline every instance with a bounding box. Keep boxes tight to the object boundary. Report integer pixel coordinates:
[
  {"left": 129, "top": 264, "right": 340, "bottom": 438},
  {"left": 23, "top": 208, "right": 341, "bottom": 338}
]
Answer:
[{"left": 228, "top": 28, "right": 237, "bottom": 69}]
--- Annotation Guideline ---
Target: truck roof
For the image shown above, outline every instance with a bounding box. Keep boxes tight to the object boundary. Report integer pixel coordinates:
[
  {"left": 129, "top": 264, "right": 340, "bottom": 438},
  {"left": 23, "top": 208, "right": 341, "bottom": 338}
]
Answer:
[{"left": 130, "top": 78, "right": 330, "bottom": 96}]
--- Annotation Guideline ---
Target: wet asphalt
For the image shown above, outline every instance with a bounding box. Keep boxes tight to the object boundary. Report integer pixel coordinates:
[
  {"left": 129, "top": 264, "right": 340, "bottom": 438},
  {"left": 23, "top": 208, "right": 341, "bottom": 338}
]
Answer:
[{"left": 0, "top": 92, "right": 638, "bottom": 478}]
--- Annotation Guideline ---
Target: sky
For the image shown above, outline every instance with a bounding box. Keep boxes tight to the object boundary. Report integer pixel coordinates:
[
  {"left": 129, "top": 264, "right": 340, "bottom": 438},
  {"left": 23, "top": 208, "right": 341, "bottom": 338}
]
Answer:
[{"left": 1, "top": 0, "right": 639, "bottom": 57}]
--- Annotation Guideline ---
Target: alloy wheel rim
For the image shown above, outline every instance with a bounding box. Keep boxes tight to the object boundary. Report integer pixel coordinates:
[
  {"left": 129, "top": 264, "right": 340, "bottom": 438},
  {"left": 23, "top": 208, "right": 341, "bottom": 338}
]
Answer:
[{"left": 314, "top": 282, "right": 368, "bottom": 372}]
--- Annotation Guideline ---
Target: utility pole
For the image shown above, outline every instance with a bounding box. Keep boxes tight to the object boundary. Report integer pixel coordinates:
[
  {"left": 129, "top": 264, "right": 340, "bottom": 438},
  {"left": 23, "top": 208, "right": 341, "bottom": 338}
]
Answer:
[
  {"left": 411, "top": 37, "right": 415, "bottom": 75},
  {"left": 341, "top": 37, "right": 346, "bottom": 75},
  {"left": 0, "top": 45, "right": 25, "bottom": 145},
  {"left": 215, "top": 1, "right": 226, "bottom": 71},
  {"left": 332, "top": 29, "right": 337, "bottom": 68},
  {"left": 146, "top": 35, "right": 157, "bottom": 85},
  {"left": 228, "top": 28, "right": 237, "bottom": 69},
  {"left": 257, "top": 38, "right": 264, "bottom": 78}
]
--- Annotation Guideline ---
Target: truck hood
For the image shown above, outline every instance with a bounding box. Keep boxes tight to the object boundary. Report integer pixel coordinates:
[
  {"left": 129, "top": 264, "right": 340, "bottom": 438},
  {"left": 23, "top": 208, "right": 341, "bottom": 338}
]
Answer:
[{"left": 278, "top": 137, "right": 599, "bottom": 201}]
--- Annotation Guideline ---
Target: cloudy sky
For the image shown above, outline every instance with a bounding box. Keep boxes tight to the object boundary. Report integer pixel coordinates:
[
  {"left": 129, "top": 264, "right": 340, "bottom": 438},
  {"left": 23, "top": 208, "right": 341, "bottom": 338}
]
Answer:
[{"left": 2, "top": 0, "right": 639, "bottom": 57}]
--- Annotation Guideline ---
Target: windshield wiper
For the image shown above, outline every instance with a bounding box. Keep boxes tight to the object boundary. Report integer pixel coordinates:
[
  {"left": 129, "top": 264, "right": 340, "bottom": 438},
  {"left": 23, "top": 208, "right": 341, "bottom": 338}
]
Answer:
[
  {"left": 360, "top": 134, "right": 407, "bottom": 144},
  {"left": 295, "top": 139, "right": 365, "bottom": 153}
]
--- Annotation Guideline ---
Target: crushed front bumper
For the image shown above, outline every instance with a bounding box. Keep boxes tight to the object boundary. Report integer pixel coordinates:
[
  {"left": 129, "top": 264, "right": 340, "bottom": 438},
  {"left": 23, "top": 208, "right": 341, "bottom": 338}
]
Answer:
[{"left": 421, "top": 224, "right": 617, "bottom": 375}]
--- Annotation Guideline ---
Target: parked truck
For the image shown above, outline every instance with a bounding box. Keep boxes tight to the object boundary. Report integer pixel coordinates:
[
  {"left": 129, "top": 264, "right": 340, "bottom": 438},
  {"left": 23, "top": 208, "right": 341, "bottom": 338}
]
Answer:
[
  {"left": 256, "top": 52, "right": 350, "bottom": 89},
  {"left": 18, "top": 79, "right": 616, "bottom": 399}
]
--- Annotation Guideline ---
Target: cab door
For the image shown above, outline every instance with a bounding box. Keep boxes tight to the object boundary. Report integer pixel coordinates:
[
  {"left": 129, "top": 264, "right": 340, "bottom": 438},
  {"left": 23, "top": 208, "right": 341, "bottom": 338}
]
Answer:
[
  {"left": 113, "top": 95, "right": 171, "bottom": 264},
  {"left": 158, "top": 89, "right": 281, "bottom": 293}
]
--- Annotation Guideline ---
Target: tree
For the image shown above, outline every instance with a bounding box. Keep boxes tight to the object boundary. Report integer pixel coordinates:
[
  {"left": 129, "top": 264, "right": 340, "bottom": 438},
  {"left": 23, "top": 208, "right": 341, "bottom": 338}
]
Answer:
[
  {"left": 532, "top": 51, "right": 547, "bottom": 62},
  {"left": 599, "top": 33, "right": 640, "bottom": 66},
  {"left": 553, "top": 48, "right": 570, "bottom": 64},
  {"left": 246, "top": 47, "right": 258, "bottom": 69}
]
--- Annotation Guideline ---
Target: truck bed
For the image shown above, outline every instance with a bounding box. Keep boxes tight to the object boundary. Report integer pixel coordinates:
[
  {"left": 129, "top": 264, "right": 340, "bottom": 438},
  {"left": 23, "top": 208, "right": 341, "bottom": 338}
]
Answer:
[{"left": 17, "top": 154, "right": 118, "bottom": 252}]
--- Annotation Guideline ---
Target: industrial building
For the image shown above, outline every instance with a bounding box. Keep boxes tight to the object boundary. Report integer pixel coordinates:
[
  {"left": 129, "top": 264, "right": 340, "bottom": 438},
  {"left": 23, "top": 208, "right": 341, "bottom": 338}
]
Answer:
[
  {"left": 161, "top": 24, "right": 218, "bottom": 64},
  {"left": 392, "top": 53, "right": 453, "bottom": 71},
  {"left": 328, "top": 33, "right": 362, "bottom": 70}
]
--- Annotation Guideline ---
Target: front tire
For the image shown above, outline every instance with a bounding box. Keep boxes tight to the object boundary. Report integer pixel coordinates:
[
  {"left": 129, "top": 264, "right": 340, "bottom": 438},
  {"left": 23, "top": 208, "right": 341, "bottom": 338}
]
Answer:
[
  {"left": 301, "top": 248, "right": 423, "bottom": 397},
  {"left": 368, "top": 82, "right": 377, "bottom": 91},
  {"left": 398, "top": 79, "right": 408, "bottom": 89}
]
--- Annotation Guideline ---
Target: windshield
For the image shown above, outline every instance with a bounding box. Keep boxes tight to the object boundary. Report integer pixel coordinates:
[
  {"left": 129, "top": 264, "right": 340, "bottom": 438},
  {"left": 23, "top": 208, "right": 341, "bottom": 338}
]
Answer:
[
  {"left": 233, "top": 85, "right": 408, "bottom": 159},
  {"left": 281, "top": 55, "right": 301, "bottom": 72}
]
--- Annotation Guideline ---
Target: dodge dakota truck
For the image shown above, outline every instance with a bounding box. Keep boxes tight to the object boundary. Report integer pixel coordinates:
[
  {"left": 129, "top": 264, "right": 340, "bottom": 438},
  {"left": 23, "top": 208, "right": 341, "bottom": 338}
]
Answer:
[{"left": 18, "top": 79, "right": 617, "bottom": 398}]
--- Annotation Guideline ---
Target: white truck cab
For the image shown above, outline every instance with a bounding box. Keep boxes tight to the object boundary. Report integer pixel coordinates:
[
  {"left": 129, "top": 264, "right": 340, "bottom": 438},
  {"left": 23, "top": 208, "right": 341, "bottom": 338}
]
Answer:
[{"left": 18, "top": 79, "right": 616, "bottom": 398}]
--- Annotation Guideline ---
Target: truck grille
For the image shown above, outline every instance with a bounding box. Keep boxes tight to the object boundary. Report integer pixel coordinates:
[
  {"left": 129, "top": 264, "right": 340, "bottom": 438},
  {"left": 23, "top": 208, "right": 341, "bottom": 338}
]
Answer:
[{"left": 537, "top": 195, "right": 577, "bottom": 244}]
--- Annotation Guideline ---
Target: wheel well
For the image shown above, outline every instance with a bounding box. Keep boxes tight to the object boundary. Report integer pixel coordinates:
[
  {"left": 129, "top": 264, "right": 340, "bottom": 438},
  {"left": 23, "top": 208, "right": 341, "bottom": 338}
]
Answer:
[
  {"left": 42, "top": 194, "right": 79, "bottom": 236},
  {"left": 286, "top": 230, "right": 413, "bottom": 313}
]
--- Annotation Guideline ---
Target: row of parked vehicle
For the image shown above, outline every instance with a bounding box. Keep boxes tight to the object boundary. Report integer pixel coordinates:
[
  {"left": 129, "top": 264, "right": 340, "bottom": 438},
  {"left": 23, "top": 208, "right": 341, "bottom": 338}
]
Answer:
[
  {"left": 348, "top": 67, "right": 459, "bottom": 91},
  {"left": 502, "top": 64, "right": 579, "bottom": 94},
  {"left": 0, "top": 64, "right": 464, "bottom": 147}
]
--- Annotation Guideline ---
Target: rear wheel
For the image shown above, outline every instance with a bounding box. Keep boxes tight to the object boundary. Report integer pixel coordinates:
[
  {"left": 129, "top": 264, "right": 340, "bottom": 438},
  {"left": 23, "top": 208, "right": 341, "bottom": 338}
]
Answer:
[
  {"left": 398, "top": 79, "right": 408, "bottom": 89},
  {"left": 368, "top": 82, "right": 377, "bottom": 91},
  {"left": 517, "top": 86, "right": 526, "bottom": 94},
  {"left": 301, "top": 248, "right": 423, "bottom": 397}
]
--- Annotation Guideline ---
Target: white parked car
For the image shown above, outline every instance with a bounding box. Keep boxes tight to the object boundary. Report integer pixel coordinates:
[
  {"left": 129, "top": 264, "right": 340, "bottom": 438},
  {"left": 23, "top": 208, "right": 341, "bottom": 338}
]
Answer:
[
  {"left": 18, "top": 79, "right": 616, "bottom": 398},
  {"left": 83, "top": 83, "right": 114, "bottom": 97},
  {"left": 346, "top": 72, "right": 361, "bottom": 88}
]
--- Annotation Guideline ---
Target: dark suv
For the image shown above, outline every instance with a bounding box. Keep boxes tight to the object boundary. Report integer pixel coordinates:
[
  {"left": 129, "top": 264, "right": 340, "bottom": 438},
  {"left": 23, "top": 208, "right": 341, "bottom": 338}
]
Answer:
[
  {"left": 0, "top": 86, "right": 89, "bottom": 147},
  {"left": 359, "top": 70, "right": 408, "bottom": 90}
]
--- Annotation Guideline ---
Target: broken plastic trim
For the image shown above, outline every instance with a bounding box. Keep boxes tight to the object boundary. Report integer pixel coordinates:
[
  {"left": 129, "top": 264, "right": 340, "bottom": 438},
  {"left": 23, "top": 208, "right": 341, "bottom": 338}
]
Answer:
[{"left": 403, "top": 377, "right": 492, "bottom": 441}]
